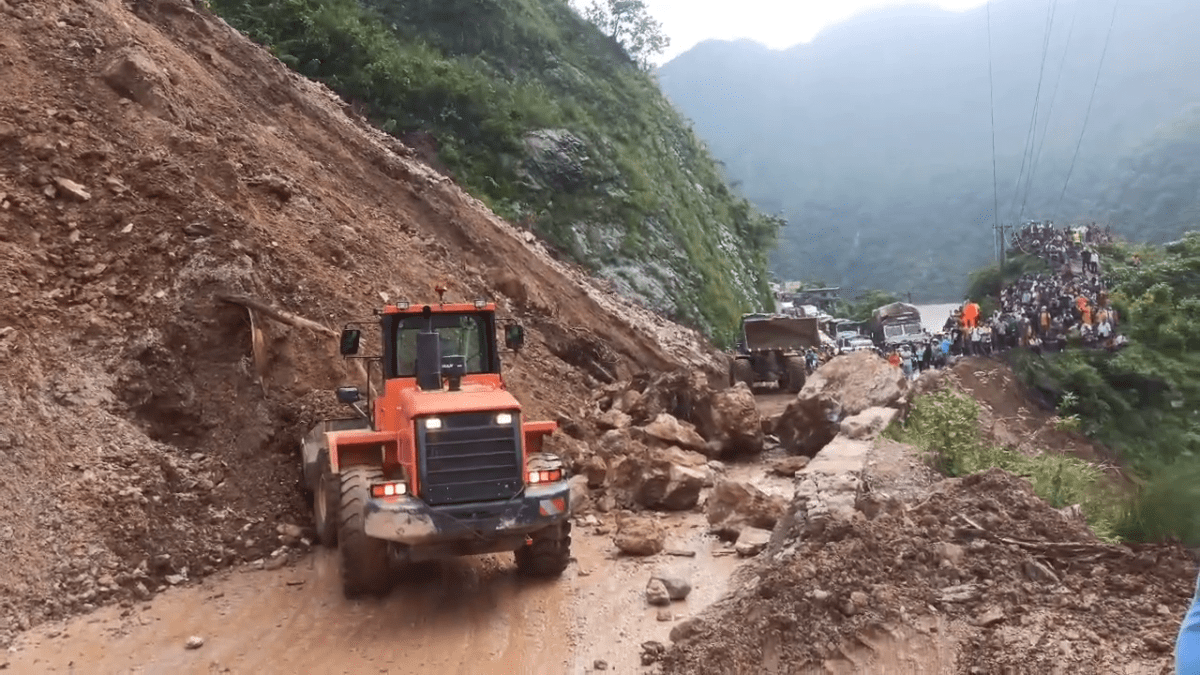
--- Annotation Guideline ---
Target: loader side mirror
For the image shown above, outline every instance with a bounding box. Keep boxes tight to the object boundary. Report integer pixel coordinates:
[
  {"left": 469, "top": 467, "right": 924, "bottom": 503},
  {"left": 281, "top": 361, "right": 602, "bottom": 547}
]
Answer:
[
  {"left": 336, "top": 386, "right": 361, "bottom": 404},
  {"left": 339, "top": 329, "right": 361, "bottom": 356},
  {"left": 504, "top": 324, "right": 525, "bottom": 352}
]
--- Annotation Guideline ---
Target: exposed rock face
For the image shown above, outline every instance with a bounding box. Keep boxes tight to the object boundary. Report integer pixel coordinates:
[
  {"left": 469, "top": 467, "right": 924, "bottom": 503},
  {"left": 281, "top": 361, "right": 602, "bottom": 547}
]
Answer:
[
  {"left": 706, "top": 480, "right": 786, "bottom": 540},
  {"left": 839, "top": 407, "right": 899, "bottom": 440},
  {"left": 614, "top": 514, "right": 665, "bottom": 556}
]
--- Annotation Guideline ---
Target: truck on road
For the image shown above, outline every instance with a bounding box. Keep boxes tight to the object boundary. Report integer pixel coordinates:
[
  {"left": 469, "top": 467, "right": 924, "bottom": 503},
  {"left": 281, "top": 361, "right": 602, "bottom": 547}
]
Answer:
[
  {"left": 869, "top": 302, "right": 930, "bottom": 351},
  {"left": 729, "top": 313, "right": 822, "bottom": 393},
  {"left": 301, "top": 297, "right": 571, "bottom": 598}
]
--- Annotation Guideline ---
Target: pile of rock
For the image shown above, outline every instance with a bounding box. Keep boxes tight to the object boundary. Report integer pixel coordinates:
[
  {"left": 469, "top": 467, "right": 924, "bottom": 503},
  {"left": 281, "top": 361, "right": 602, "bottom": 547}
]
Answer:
[{"left": 547, "top": 370, "right": 766, "bottom": 518}]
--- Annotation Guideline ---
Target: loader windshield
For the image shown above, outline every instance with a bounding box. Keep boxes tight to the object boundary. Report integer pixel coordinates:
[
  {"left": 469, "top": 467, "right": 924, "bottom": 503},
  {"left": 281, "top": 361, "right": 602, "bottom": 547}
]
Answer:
[{"left": 389, "top": 312, "right": 493, "bottom": 378}]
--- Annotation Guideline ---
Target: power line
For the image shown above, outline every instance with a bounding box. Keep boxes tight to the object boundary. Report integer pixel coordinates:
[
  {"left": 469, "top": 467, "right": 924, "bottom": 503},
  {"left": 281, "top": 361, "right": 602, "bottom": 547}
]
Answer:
[
  {"left": 1056, "top": 0, "right": 1120, "bottom": 219},
  {"left": 1007, "top": 0, "right": 1057, "bottom": 222},
  {"left": 986, "top": 0, "right": 1001, "bottom": 263},
  {"left": 1020, "top": 0, "right": 1077, "bottom": 220}
]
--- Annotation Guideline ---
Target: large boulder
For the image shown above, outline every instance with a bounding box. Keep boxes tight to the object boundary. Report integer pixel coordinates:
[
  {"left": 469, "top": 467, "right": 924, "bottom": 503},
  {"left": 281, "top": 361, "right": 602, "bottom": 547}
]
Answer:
[
  {"left": 706, "top": 479, "right": 786, "bottom": 540},
  {"left": 695, "top": 382, "right": 763, "bottom": 457},
  {"left": 776, "top": 352, "right": 908, "bottom": 456},
  {"left": 803, "top": 351, "right": 908, "bottom": 416},
  {"left": 640, "top": 413, "right": 707, "bottom": 454},
  {"left": 609, "top": 445, "right": 708, "bottom": 511},
  {"left": 839, "top": 407, "right": 900, "bottom": 440},
  {"left": 614, "top": 513, "right": 665, "bottom": 556},
  {"left": 775, "top": 390, "right": 842, "bottom": 457}
]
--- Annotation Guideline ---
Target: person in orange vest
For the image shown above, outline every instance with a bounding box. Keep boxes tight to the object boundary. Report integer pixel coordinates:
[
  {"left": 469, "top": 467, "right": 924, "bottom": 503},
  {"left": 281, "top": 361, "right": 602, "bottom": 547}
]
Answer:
[
  {"left": 887, "top": 350, "right": 902, "bottom": 368},
  {"left": 962, "top": 300, "right": 979, "bottom": 330}
]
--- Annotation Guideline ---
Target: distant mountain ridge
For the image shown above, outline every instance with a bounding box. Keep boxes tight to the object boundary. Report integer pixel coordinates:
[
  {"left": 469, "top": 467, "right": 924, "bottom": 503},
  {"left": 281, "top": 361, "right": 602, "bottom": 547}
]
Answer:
[{"left": 658, "top": 0, "right": 1200, "bottom": 299}]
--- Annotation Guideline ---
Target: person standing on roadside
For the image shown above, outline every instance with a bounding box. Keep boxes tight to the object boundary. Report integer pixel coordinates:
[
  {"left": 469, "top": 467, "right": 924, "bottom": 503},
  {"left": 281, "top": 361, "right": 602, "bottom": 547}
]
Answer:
[{"left": 1178, "top": 571, "right": 1200, "bottom": 673}]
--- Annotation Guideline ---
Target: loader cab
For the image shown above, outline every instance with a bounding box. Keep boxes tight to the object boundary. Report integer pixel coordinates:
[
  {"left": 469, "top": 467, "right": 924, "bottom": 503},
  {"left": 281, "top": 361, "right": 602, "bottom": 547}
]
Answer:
[{"left": 380, "top": 305, "right": 502, "bottom": 387}]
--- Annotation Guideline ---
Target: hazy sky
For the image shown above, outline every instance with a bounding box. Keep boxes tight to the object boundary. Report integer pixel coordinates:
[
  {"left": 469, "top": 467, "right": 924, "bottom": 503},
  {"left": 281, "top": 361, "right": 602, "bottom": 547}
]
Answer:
[{"left": 645, "top": 0, "right": 989, "bottom": 62}]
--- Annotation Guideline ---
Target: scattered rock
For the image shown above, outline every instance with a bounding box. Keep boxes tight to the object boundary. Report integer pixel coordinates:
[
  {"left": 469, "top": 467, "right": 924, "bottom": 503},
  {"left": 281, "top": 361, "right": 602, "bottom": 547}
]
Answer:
[
  {"left": 669, "top": 615, "right": 708, "bottom": 643},
  {"left": 595, "top": 408, "right": 631, "bottom": 430},
  {"left": 767, "top": 455, "right": 810, "bottom": 476},
  {"left": 734, "top": 527, "right": 772, "bottom": 557},
  {"left": 645, "top": 578, "right": 671, "bottom": 606},
  {"left": 641, "top": 640, "right": 666, "bottom": 665},
  {"left": 651, "top": 570, "right": 692, "bottom": 600},
  {"left": 185, "top": 635, "right": 205, "bottom": 650},
  {"left": 706, "top": 480, "right": 785, "bottom": 539},
  {"left": 53, "top": 177, "right": 91, "bottom": 202},
  {"left": 592, "top": 659, "right": 608, "bottom": 671},
  {"left": 656, "top": 608, "right": 673, "bottom": 621},
  {"left": 613, "top": 514, "right": 664, "bottom": 556},
  {"left": 839, "top": 406, "right": 899, "bottom": 440},
  {"left": 101, "top": 47, "right": 175, "bottom": 119}
]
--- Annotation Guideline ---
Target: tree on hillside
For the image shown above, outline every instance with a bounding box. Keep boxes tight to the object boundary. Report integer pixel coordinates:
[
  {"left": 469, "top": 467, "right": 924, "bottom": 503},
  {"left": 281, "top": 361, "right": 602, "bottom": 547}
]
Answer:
[{"left": 579, "top": 0, "right": 669, "bottom": 68}]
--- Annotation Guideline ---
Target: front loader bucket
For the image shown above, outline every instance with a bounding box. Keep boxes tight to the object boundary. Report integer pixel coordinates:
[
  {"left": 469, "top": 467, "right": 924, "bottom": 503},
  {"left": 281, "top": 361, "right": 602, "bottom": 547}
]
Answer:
[{"left": 743, "top": 318, "right": 820, "bottom": 352}]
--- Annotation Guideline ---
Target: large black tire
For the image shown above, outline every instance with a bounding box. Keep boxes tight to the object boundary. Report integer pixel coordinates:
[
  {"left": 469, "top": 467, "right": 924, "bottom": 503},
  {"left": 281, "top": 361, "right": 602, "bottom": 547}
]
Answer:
[
  {"left": 515, "top": 521, "right": 572, "bottom": 578},
  {"left": 313, "top": 458, "right": 338, "bottom": 548},
  {"left": 785, "top": 356, "right": 807, "bottom": 393},
  {"left": 338, "top": 466, "right": 392, "bottom": 598},
  {"left": 730, "top": 358, "right": 755, "bottom": 388}
]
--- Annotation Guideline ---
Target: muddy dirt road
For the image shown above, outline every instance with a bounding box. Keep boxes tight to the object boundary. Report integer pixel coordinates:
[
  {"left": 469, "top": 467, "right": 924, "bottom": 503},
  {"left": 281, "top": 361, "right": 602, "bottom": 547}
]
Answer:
[{"left": 7, "top": 458, "right": 791, "bottom": 675}]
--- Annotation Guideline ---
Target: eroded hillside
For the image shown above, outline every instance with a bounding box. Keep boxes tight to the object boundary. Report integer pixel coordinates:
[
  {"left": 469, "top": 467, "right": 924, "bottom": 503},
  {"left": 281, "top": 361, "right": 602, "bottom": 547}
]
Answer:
[{"left": 0, "top": 0, "right": 716, "bottom": 643}]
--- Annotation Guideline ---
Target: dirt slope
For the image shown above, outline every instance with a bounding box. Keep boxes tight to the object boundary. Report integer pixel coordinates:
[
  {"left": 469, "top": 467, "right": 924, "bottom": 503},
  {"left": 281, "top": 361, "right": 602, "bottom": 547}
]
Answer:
[{"left": 0, "top": 0, "right": 715, "bottom": 644}]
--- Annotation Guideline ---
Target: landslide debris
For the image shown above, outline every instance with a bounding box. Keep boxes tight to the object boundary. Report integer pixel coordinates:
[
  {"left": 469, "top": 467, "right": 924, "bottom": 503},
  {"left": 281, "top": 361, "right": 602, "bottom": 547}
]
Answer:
[
  {"left": 0, "top": 0, "right": 716, "bottom": 645},
  {"left": 662, "top": 469, "right": 1196, "bottom": 674}
]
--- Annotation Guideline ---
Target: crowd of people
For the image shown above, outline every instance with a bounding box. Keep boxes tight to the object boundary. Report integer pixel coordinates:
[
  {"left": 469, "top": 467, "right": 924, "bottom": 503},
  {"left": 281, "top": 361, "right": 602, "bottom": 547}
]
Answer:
[
  {"left": 867, "top": 221, "right": 1126, "bottom": 379},
  {"left": 942, "top": 221, "right": 1126, "bottom": 357}
]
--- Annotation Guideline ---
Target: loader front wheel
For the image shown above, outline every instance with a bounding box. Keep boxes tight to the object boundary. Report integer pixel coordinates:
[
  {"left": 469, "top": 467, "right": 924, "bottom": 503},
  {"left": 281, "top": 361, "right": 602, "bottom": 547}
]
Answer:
[
  {"left": 515, "top": 521, "right": 572, "bottom": 578},
  {"left": 338, "top": 466, "right": 392, "bottom": 598},
  {"left": 313, "top": 459, "right": 338, "bottom": 548}
]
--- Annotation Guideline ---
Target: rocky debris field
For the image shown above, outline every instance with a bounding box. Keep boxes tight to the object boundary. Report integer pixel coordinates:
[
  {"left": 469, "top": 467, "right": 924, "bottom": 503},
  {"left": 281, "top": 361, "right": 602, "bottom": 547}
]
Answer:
[
  {"left": 655, "top": 352, "right": 1196, "bottom": 675},
  {"left": 0, "top": 0, "right": 717, "bottom": 646}
]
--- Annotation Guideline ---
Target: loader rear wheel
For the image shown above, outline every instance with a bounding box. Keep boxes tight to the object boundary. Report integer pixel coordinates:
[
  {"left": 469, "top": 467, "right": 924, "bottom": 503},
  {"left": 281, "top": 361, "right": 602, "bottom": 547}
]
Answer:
[
  {"left": 515, "top": 521, "right": 572, "bottom": 578},
  {"left": 338, "top": 466, "right": 392, "bottom": 598},
  {"left": 313, "top": 459, "right": 338, "bottom": 548},
  {"left": 785, "top": 356, "right": 807, "bottom": 393},
  {"left": 730, "top": 359, "right": 754, "bottom": 388}
]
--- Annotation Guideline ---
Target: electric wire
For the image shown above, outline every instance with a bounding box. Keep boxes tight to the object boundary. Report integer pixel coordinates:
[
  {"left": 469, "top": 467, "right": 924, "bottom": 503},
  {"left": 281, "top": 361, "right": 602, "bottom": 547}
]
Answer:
[
  {"left": 986, "top": 0, "right": 1001, "bottom": 261},
  {"left": 1006, "top": 0, "right": 1057, "bottom": 222},
  {"left": 1020, "top": 0, "right": 1077, "bottom": 221},
  {"left": 1056, "top": 0, "right": 1120, "bottom": 219}
]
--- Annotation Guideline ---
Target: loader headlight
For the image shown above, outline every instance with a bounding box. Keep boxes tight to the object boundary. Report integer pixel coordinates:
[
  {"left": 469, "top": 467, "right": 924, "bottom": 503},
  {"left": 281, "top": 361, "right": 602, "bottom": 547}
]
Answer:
[
  {"left": 370, "top": 481, "right": 408, "bottom": 498},
  {"left": 424, "top": 417, "right": 443, "bottom": 430},
  {"left": 495, "top": 412, "right": 513, "bottom": 425}
]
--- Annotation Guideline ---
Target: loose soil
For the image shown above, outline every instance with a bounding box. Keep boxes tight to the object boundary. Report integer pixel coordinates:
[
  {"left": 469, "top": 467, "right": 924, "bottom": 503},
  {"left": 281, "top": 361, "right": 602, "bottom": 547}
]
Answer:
[{"left": 0, "top": 0, "right": 714, "bottom": 647}]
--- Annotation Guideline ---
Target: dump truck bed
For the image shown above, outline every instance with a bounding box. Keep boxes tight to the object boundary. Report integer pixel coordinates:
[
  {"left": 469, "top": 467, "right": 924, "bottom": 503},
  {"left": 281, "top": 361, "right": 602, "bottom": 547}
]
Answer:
[{"left": 742, "top": 316, "right": 821, "bottom": 352}]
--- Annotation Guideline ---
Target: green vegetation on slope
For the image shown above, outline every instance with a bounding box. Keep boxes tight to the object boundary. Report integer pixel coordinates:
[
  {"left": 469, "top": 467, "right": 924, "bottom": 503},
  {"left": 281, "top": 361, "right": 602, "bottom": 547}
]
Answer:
[
  {"left": 207, "top": 0, "right": 780, "bottom": 334},
  {"left": 888, "top": 389, "right": 1122, "bottom": 541}
]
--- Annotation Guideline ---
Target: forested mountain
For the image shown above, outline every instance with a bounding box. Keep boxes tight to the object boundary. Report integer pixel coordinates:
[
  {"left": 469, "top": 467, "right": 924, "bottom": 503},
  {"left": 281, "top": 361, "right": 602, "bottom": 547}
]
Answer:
[
  {"left": 209, "top": 0, "right": 779, "bottom": 336},
  {"left": 658, "top": 0, "right": 1200, "bottom": 300}
]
